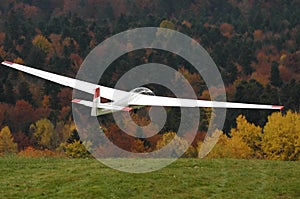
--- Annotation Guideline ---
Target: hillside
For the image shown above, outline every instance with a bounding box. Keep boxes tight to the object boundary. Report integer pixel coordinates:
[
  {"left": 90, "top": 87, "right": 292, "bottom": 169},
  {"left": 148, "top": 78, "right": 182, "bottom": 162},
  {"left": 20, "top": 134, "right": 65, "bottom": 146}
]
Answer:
[{"left": 0, "top": 0, "right": 299, "bottom": 154}]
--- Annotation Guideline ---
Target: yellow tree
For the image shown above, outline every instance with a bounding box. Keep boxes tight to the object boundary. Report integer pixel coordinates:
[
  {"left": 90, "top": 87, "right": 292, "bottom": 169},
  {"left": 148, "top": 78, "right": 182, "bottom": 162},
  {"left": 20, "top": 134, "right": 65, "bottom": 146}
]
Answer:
[
  {"left": 131, "top": 139, "right": 150, "bottom": 153},
  {"left": 0, "top": 126, "right": 18, "bottom": 155},
  {"left": 231, "top": 115, "right": 263, "bottom": 156},
  {"left": 204, "top": 130, "right": 253, "bottom": 159},
  {"left": 156, "top": 132, "right": 193, "bottom": 158},
  {"left": 156, "top": 19, "right": 177, "bottom": 41},
  {"left": 62, "top": 140, "right": 91, "bottom": 158},
  {"left": 55, "top": 121, "right": 76, "bottom": 144},
  {"left": 32, "top": 35, "right": 52, "bottom": 54},
  {"left": 159, "top": 20, "right": 175, "bottom": 30},
  {"left": 30, "top": 118, "right": 57, "bottom": 150},
  {"left": 205, "top": 115, "right": 262, "bottom": 159},
  {"left": 262, "top": 111, "right": 300, "bottom": 160}
]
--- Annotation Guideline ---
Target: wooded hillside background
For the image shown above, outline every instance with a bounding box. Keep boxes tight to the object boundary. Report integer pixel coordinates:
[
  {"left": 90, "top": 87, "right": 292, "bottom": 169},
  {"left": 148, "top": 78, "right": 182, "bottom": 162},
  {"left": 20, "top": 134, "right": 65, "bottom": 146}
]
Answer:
[{"left": 0, "top": 0, "right": 299, "bottom": 159}]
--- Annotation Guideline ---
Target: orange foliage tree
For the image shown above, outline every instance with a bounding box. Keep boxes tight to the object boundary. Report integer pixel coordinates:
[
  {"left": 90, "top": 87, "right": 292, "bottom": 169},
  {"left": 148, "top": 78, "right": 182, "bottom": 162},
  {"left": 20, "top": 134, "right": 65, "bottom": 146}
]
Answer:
[
  {"left": 18, "top": 146, "right": 64, "bottom": 158},
  {"left": 220, "top": 22, "right": 234, "bottom": 38},
  {"left": 57, "top": 88, "right": 72, "bottom": 107},
  {"left": 9, "top": 100, "right": 37, "bottom": 132},
  {"left": 13, "top": 131, "right": 31, "bottom": 151},
  {"left": 253, "top": 29, "right": 265, "bottom": 42}
]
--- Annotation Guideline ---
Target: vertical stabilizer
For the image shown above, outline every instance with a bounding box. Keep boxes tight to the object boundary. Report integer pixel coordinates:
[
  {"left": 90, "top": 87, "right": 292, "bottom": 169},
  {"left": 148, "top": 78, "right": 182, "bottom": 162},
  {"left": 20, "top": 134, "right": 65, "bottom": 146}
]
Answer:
[{"left": 91, "top": 87, "right": 100, "bottom": 116}]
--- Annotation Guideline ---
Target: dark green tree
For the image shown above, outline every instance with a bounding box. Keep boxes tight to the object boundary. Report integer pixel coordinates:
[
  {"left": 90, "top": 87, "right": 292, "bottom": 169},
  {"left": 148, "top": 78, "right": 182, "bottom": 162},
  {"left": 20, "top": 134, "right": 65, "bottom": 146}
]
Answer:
[
  {"left": 25, "top": 46, "right": 46, "bottom": 67},
  {"left": 3, "top": 80, "right": 15, "bottom": 104},
  {"left": 270, "top": 61, "right": 283, "bottom": 87},
  {"left": 238, "top": 45, "right": 255, "bottom": 75},
  {"left": 18, "top": 81, "right": 33, "bottom": 104},
  {"left": 280, "top": 79, "right": 300, "bottom": 112},
  {"left": 0, "top": 84, "right": 4, "bottom": 102},
  {"left": 66, "top": 129, "right": 81, "bottom": 144}
]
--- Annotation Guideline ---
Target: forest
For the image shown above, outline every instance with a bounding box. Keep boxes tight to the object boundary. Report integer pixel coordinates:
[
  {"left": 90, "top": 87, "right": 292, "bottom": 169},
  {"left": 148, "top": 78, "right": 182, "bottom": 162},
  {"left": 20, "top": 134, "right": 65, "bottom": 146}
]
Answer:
[{"left": 0, "top": 0, "right": 299, "bottom": 160}]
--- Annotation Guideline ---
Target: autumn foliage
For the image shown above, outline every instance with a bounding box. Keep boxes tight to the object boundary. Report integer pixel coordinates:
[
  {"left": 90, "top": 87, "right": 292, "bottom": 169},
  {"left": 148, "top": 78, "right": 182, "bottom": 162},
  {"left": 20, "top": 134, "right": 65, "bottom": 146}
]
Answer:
[
  {"left": 209, "top": 112, "right": 300, "bottom": 161},
  {"left": 18, "top": 146, "right": 64, "bottom": 158},
  {"left": 262, "top": 111, "right": 300, "bottom": 161},
  {"left": 156, "top": 131, "right": 197, "bottom": 158},
  {"left": 205, "top": 130, "right": 253, "bottom": 159},
  {"left": 32, "top": 35, "right": 52, "bottom": 54},
  {"left": 0, "top": 1, "right": 299, "bottom": 160},
  {"left": 0, "top": 126, "right": 18, "bottom": 155},
  {"left": 61, "top": 140, "right": 91, "bottom": 158}
]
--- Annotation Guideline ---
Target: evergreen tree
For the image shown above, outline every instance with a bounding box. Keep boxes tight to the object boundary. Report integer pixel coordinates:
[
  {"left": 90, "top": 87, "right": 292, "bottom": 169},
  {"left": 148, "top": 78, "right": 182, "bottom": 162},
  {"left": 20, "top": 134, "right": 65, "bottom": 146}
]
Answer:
[
  {"left": 279, "top": 79, "right": 300, "bottom": 112},
  {"left": 18, "top": 81, "right": 33, "bottom": 104},
  {"left": 239, "top": 45, "right": 255, "bottom": 75},
  {"left": 0, "top": 84, "right": 4, "bottom": 102},
  {"left": 270, "top": 61, "right": 283, "bottom": 87},
  {"left": 25, "top": 46, "right": 46, "bottom": 67},
  {"left": 3, "top": 80, "right": 15, "bottom": 104},
  {"left": 66, "top": 129, "right": 81, "bottom": 144}
]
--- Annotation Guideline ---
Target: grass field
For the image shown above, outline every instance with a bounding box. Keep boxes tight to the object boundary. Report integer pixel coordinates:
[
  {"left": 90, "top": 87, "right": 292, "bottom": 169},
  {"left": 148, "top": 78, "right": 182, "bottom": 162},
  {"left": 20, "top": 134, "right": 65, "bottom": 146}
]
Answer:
[{"left": 0, "top": 157, "right": 299, "bottom": 198}]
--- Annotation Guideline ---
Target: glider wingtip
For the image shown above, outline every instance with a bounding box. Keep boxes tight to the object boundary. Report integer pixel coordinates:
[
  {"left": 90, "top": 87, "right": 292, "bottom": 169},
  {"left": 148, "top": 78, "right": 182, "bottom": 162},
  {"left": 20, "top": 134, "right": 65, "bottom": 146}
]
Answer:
[
  {"left": 122, "top": 107, "right": 133, "bottom": 112},
  {"left": 72, "top": 99, "right": 81, "bottom": 103},
  {"left": 1, "top": 61, "right": 13, "bottom": 65},
  {"left": 272, "top": 105, "right": 284, "bottom": 110}
]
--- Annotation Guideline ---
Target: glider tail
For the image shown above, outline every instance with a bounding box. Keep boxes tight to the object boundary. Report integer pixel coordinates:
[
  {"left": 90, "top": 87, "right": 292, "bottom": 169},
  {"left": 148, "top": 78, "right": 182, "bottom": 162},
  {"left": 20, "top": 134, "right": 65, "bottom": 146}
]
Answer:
[{"left": 91, "top": 87, "right": 100, "bottom": 116}]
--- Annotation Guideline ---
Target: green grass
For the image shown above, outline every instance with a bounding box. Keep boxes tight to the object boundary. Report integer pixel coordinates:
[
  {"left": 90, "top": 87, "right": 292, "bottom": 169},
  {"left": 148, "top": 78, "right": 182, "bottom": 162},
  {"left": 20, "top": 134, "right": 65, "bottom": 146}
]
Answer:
[{"left": 0, "top": 157, "right": 299, "bottom": 198}]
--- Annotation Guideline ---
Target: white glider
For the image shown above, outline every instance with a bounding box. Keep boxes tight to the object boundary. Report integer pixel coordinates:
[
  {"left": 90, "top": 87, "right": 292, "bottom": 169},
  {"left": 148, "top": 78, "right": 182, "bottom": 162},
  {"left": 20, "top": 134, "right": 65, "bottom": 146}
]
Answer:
[{"left": 1, "top": 61, "right": 283, "bottom": 116}]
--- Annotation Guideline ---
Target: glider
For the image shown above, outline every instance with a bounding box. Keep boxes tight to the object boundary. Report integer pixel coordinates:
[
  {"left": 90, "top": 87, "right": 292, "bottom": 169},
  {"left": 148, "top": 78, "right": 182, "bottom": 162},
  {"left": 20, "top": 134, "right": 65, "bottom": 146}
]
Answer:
[{"left": 1, "top": 61, "right": 283, "bottom": 116}]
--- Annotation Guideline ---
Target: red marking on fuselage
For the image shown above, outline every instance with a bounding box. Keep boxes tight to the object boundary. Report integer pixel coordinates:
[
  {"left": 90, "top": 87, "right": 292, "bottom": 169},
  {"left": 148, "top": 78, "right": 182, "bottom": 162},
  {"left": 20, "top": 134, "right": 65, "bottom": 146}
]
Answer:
[{"left": 94, "top": 87, "right": 100, "bottom": 99}]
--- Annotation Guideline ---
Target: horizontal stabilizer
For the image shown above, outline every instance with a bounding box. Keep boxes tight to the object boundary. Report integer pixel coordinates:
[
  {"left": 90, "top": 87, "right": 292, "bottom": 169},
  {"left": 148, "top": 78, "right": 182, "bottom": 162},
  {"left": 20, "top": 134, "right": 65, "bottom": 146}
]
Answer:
[{"left": 72, "top": 99, "right": 132, "bottom": 112}]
